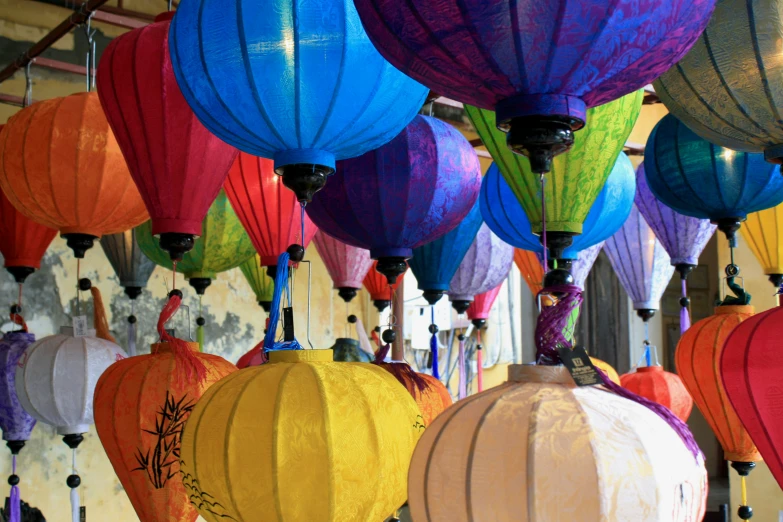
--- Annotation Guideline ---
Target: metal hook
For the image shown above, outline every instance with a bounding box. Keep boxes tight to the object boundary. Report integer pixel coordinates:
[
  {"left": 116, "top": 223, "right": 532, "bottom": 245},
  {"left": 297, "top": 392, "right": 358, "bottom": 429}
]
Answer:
[
  {"left": 23, "top": 61, "right": 34, "bottom": 107},
  {"left": 301, "top": 260, "right": 314, "bottom": 349},
  {"left": 159, "top": 302, "right": 194, "bottom": 342},
  {"left": 168, "top": 0, "right": 173, "bottom": 11},
  {"left": 81, "top": 11, "right": 96, "bottom": 92}
]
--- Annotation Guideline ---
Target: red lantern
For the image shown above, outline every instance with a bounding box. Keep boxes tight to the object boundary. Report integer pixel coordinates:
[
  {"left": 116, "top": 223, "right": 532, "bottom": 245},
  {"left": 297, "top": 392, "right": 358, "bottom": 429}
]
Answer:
[
  {"left": 363, "top": 261, "right": 406, "bottom": 313},
  {"left": 620, "top": 366, "right": 693, "bottom": 422},
  {"left": 97, "top": 12, "right": 239, "bottom": 260},
  {"left": 224, "top": 153, "right": 317, "bottom": 268},
  {"left": 722, "top": 305, "right": 783, "bottom": 490},
  {"left": 467, "top": 285, "right": 502, "bottom": 328}
]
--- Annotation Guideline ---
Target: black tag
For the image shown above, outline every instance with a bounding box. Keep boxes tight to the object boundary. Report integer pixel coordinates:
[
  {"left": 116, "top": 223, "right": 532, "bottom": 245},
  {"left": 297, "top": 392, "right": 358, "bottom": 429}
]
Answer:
[
  {"left": 283, "top": 307, "right": 294, "bottom": 342},
  {"left": 557, "top": 345, "right": 601, "bottom": 386},
  {"left": 80, "top": 506, "right": 86, "bottom": 522}
]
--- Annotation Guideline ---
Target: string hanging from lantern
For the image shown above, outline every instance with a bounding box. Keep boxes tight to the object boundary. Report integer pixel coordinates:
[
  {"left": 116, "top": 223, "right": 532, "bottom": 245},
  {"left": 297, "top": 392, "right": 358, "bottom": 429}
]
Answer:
[
  {"left": 262, "top": 252, "right": 303, "bottom": 354},
  {"left": 430, "top": 307, "right": 439, "bottom": 380}
]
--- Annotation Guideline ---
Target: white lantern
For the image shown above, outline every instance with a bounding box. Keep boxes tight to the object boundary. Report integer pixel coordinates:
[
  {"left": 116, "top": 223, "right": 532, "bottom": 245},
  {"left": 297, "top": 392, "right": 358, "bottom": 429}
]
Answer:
[
  {"left": 408, "top": 365, "right": 708, "bottom": 522},
  {"left": 15, "top": 327, "right": 125, "bottom": 435}
]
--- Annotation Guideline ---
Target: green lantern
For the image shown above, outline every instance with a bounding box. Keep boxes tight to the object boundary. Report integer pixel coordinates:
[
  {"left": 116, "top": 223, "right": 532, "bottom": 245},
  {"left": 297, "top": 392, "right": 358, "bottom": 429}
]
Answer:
[
  {"left": 239, "top": 254, "right": 274, "bottom": 313},
  {"left": 137, "top": 189, "right": 255, "bottom": 350},
  {"left": 466, "top": 90, "right": 642, "bottom": 255}
]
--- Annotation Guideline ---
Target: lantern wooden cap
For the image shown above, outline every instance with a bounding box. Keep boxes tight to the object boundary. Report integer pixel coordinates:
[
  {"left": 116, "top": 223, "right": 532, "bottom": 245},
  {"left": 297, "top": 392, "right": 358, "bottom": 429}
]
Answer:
[
  {"left": 269, "top": 349, "right": 332, "bottom": 363},
  {"left": 713, "top": 305, "right": 754, "bottom": 315},
  {"left": 151, "top": 341, "right": 199, "bottom": 354},
  {"left": 637, "top": 366, "right": 663, "bottom": 373},
  {"left": 507, "top": 364, "right": 574, "bottom": 386}
]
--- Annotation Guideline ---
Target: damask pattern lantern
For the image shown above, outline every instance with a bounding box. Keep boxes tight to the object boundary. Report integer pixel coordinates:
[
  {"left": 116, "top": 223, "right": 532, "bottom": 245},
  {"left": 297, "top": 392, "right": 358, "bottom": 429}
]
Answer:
[
  {"left": 470, "top": 96, "right": 640, "bottom": 258},
  {"left": 94, "top": 340, "right": 236, "bottom": 522},
  {"left": 621, "top": 366, "right": 693, "bottom": 422},
  {"left": 0, "top": 93, "right": 148, "bottom": 257},
  {"left": 307, "top": 115, "right": 481, "bottom": 284},
  {"left": 97, "top": 12, "right": 239, "bottom": 259},
  {"left": 179, "top": 350, "right": 423, "bottom": 521},
  {"left": 312, "top": 231, "right": 372, "bottom": 303},
  {"left": 239, "top": 254, "right": 274, "bottom": 312},
  {"left": 354, "top": 0, "right": 713, "bottom": 174},
  {"left": 170, "top": 0, "right": 427, "bottom": 202},
  {"left": 742, "top": 205, "right": 783, "bottom": 288}
]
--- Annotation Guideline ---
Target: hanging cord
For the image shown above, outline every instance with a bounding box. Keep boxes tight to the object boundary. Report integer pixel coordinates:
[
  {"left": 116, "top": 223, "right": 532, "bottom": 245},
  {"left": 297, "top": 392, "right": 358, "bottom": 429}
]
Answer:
[
  {"left": 263, "top": 252, "right": 302, "bottom": 353},
  {"left": 458, "top": 330, "right": 467, "bottom": 399},
  {"left": 75, "top": 259, "right": 81, "bottom": 318},
  {"left": 8, "top": 454, "right": 19, "bottom": 522},
  {"left": 534, "top": 285, "right": 583, "bottom": 365},
  {"left": 10, "top": 284, "right": 27, "bottom": 332},
  {"left": 680, "top": 279, "right": 691, "bottom": 335},
  {"left": 354, "top": 318, "right": 375, "bottom": 357},
  {"left": 644, "top": 321, "right": 651, "bottom": 366},
  {"left": 429, "top": 306, "right": 439, "bottom": 380},
  {"left": 476, "top": 328, "right": 484, "bottom": 393},
  {"left": 196, "top": 295, "right": 204, "bottom": 351},
  {"left": 540, "top": 173, "right": 548, "bottom": 270},
  {"left": 69, "top": 449, "right": 79, "bottom": 522},
  {"left": 90, "top": 286, "right": 115, "bottom": 342},
  {"left": 127, "top": 298, "right": 137, "bottom": 356}
]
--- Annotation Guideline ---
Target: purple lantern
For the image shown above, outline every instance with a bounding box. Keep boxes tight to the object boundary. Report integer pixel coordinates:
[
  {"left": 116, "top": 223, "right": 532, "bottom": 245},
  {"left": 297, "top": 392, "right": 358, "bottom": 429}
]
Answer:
[
  {"left": 571, "top": 243, "right": 604, "bottom": 290},
  {"left": 306, "top": 115, "right": 481, "bottom": 284},
  {"left": 604, "top": 205, "right": 675, "bottom": 324},
  {"left": 635, "top": 162, "right": 716, "bottom": 333},
  {"left": 449, "top": 224, "right": 514, "bottom": 313},
  {"left": 353, "top": 0, "right": 715, "bottom": 172}
]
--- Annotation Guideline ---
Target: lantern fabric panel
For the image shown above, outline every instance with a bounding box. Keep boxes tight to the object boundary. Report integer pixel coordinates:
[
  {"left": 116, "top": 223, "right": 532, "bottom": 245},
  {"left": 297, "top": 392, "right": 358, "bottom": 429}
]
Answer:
[
  {"left": 604, "top": 206, "right": 675, "bottom": 310},
  {"left": 469, "top": 95, "right": 641, "bottom": 235},
  {"left": 467, "top": 285, "right": 503, "bottom": 322},
  {"left": 643, "top": 114, "right": 783, "bottom": 221},
  {"left": 0, "top": 333, "right": 36, "bottom": 442},
  {"left": 722, "top": 307, "right": 783, "bottom": 488},
  {"left": 634, "top": 162, "right": 716, "bottom": 266},
  {"left": 97, "top": 13, "right": 239, "bottom": 238},
  {"left": 378, "top": 367, "right": 451, "bottom": 426},
  {"left": 306, "top": 115, "right": 482, "bottom": 260},
  {"left": 0, "top": 184, "right": 56, "bottom": 270},
  {"left": 94, "top": 341, "right": 236, "bottom": 522},
  {"left": 620, "top": 367, "right": 693, "bottom": 422},
  {"left": 676, "top": 306, "right": 760, "bottom": 462},
  {"left": 654, "top": 0, "right": 783, "bottom": 157},
  {"left": 136, "top": 190, "right": 256, "bottom": 280},
  {"left": 571, "top": 243, "right": 603, "bottom": 289},
  {"left": 15, "top": 327, "right": 126, "bottom": 435},
  {"left": 169, "top": 0, "right": 428, "bottom": 170},
  {"left": 354, "top": 0, "right": 714, "bottom": 116},
  {"left": 363, "top": 261, "right": 405, "bottom": 302},
  {"left": 224, "top": 153, "right": 317, "bottom": 267},
  {"left": 312, "top": 231, "right": 372, "bottom": 290},
  {"left": 0, "top": 93, "right": 149, "bottom": 237},
  {"left": 179, "top": 349, "right": 422, "bottom": 522},
  {"left": 408, "top": 365, "right": 707, "bottom": 521},
  {"left": 591, "top": 357, "right": 620, "bottom": 386},
  {"left": 450, "top": 224, "right": 514, "bottom": 302},
  {"left": 239, "top": 254, "right": 274, "bottom": 306},
  {"left": 742, "top": 205, "right": 783, "bottom": 276},
  {"left": 100, "top": 229, "right": 156, "bottom": 289},
  {"left": 515, "top": 249, "right": 544, "bottom": 296}
]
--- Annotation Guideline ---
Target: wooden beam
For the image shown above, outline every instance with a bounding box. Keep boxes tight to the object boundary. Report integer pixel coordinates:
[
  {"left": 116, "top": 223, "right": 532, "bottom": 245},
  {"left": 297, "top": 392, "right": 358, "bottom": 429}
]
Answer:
[
  {"left": 34, "top": 57, "right": 87, "bottom": 76},
  {"left": 92, "top": 8, "right": 150, "bottom": 28},
  {"left": 0, "top": 94, "right": 35, "bottom": 108}
]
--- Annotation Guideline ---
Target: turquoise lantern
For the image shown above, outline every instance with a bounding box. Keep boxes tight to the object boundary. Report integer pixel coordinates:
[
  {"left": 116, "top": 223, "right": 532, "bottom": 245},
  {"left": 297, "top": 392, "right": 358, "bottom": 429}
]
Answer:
[{"left": 169, "top": 0, "right": 428, "bottom": 203}]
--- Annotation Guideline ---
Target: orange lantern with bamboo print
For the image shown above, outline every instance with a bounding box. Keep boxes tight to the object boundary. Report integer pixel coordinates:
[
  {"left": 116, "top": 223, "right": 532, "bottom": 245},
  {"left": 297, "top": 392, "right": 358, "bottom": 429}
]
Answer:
[
  {"left": 0, "top": 92, "right": 148, "bottom": 257},
  {"left": 93, "top": 298, "right": 237, "bottom": 522}
]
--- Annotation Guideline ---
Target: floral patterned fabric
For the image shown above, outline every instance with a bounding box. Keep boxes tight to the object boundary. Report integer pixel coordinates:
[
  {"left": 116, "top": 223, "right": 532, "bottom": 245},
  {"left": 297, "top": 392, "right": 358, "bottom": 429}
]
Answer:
[
  {"left": 312, "top": 231, "right": 372, "bottom": 290},
  {"left": 449, "top": 224, "right": 514, "bottom": 302},
  {"left": 0, "top": 332, "right": 36, "bottom": 442}
]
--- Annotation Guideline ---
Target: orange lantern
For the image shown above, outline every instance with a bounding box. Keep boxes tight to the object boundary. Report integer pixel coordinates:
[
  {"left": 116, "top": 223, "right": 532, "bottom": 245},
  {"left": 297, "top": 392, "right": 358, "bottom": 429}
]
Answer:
[
  {"left": 0, "top": 92, "right": 148, "bottom": 257},
  {"left": 94, "top": 341, "right": 236, "bottom": 522},
  {"left": 376, "top": 361, "right": 451, "bottom": 425},
  {"left": 363, "top": 261, "right": 405, "bottom": 313},
  {"left": 514, "top": 248, "right": 544, "bottom": 296},
  {"left": 590, "top": 357, "right": 620, "bottom": 385},
  {"left": 676, "top": 305, "right": 760, "bottom": 519},
  {"left": 620, "top": 366, "right": 693, "bottom": 422}
]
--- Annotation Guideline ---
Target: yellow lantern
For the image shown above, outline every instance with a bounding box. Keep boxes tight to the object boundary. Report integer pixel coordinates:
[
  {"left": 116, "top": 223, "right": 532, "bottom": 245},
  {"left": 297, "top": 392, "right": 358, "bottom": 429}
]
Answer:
[
  {"left": 409, "top": 365, "right": 707, "bottom": 521},
  {"left": 742, "top": 205, "right": 783, "bottom": 287},
  {"left": 180, "top": 349, "right": 423, "bottom": 521}
]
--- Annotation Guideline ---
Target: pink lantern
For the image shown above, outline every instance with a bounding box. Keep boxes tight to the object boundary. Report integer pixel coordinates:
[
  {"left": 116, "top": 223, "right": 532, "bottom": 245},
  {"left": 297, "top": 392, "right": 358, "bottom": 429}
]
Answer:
[
  {"left": 467, "top": 285, "right": 502, "bottom": 329},
  {"left": 313, "top": 231, "right": 373, "bottom": 303}
]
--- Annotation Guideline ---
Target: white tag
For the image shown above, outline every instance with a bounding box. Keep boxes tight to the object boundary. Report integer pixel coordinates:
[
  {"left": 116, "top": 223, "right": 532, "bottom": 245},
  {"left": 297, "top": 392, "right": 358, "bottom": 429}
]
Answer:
[{"left": 72, "top": 316, "right": 88, "bottom": 337}]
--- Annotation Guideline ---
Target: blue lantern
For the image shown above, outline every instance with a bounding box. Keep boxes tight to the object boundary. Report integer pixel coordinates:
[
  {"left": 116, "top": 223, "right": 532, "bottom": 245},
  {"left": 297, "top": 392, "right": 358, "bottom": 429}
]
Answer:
[
  {"left": 169, "top": 0, "right": 428, "bottom": 202},
  {"left": 409, "top": 199, "right": 483, "bottom": 305},
  {"left": 481, "top": 154, "right": 635, "bottom": 261},
  {"left": 644, "top": 114, "right": 783, "bottom": 242}
]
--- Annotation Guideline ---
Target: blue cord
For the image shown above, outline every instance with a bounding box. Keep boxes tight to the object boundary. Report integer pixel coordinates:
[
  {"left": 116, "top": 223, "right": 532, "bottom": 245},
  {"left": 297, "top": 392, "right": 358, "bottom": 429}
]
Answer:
[
  {"left": 430, "top": 306, "right": 439, "bottom": 379},
  {"left": 263, "top": 252, "right": 302, "bottom": 353}
]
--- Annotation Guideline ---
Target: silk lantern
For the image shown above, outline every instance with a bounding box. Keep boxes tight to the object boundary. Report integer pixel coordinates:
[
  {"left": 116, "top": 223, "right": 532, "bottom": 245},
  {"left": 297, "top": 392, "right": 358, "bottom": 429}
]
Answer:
[
  {"left": 449, "top": 224, "right": 514, "bottom": 313},
  {"left": 481, "top": 155, "right": 634, "bottom": 263},
  {"left": 409, "top": 199, "right": 483, "bottom": 305},
  {"left": 621, "top": 366, "right": 693, "bottom": 422},
  {"left": 467, "top": 285, "right": 502, "bottom": 329},
  {"left": 469, "top": 95, "right": 641, "bottom": 257},
  {"left": 378, "top": 363, "right": 451, "bottom": 426},
  {"left": 722, "top": 305, "right": 783, "bottom": 491},
  {"left": 655, "top": 0, "right": 783, "bottom": 163},
  {"left": 408, "top": 365, "right": 707, "bottom": 521},
  {"left": 312, "top": 231, "right": 372, "bottom": 303},
  {"left": 742, "top": 205, "right": 783, "bottom": 288},
  {"left": 644, "top": 114, "right": 783, "bottom": 243},
  {"left": 364, "top": 261, "right": 406, "bottom": 313},
  {"left": 605, "top": 206, "right": 675, "bottom": 322},
  {"left": 306, "top": 115, "right": 481, "bottom": 283},
  {"left": 239, "top": 254, "right": 274, "bottom": 312},
  {"left": 354, "top": 0, "right": 713, "bottom": 176},
  {"left": 179, "top": 349, "right": 423, "bottom": 521},
  {"left": 677, "top": 305, "right": 760, "bottom": 519},
  {"left": 224, "top": 153, "right": 317, "bottom": 274},
  {"left": 635, "top": 161, "right": 716, "bottom": 333},
  {"left": 0, "top": 93, "right": 148, "bottom": 257},
  {"left": 591, "top": 357, "right": 621, "bottom": 386},
  {"left": 571, "top": 243, "right": 604, "bottom": 290},
  {"left": 170, "top": 0, "right": 427, "bottom": 203},
  {"left": 331, "top": 338, "right": 373, "bottom": 363},
  {"left": 97, "top": 12, "right": 238, "bottom": 259},
  {"left": 0, "top": 176, "right": 56, "bottom": 284},
  {"left": 94, "top": 340, "right": 237, "bottom": 522},
  {"left": 515, "top": 249, "right": 545, "bottom": 297}
]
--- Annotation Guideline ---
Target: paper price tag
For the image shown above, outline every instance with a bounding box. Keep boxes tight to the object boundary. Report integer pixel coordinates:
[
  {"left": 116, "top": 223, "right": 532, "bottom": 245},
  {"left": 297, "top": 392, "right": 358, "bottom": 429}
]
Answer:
[
  {"left": 557, "top": 346, "right": 601, "bottom": 387},
  {"left": 72, "top": 316, "right": 88, "bottom": 338}
]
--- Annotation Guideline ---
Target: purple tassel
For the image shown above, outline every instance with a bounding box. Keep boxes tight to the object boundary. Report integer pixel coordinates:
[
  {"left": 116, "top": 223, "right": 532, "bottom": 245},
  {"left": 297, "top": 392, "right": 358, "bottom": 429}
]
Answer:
[
  {"left": 596, "top": 367, "right": 703, "bottom": 461},
  {"left": 10, "top": 455, "right": 20, "bottom": 522},
  {"left": 680, "top": 279, "right": 691, "bottom": 335},
  {"left": 458, "top": 336, "right": 467, "bottom": 399},
  {"left": 430, "top": 307, "right": 439, "bottom": 380},
  {"left": 534, "top": 285, "right": 584, "bottom": 364}
]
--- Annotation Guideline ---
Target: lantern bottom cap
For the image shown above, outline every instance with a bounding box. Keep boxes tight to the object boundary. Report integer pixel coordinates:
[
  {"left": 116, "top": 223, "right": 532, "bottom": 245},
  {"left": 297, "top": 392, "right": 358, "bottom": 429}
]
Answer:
[{"left": 725, "top": 451, "right": 762, "bottom": 463}]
